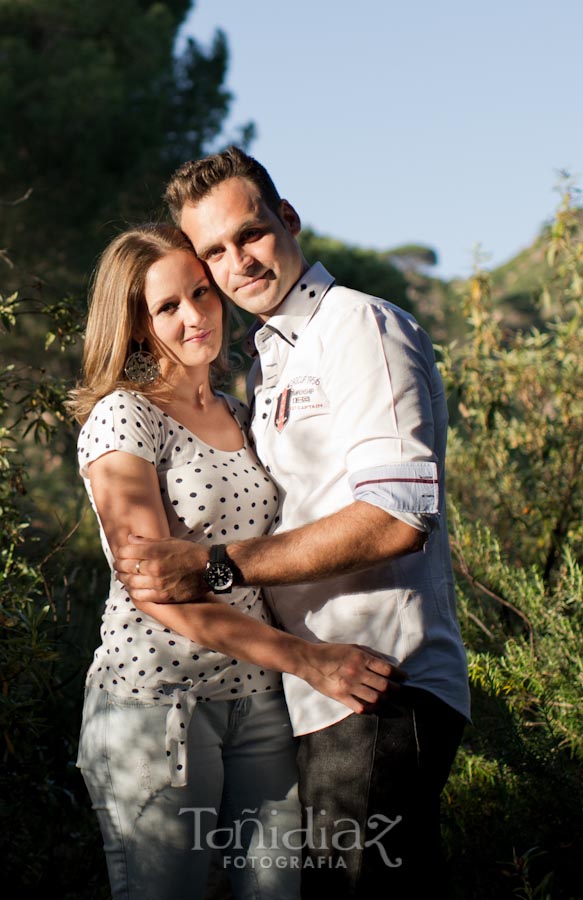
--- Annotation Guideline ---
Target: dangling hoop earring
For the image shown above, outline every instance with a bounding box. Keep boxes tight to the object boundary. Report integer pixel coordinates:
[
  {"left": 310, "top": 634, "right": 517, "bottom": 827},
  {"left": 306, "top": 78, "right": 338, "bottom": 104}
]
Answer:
[{"left": 124, "top": 343, "right": 160, "bottom": 385}]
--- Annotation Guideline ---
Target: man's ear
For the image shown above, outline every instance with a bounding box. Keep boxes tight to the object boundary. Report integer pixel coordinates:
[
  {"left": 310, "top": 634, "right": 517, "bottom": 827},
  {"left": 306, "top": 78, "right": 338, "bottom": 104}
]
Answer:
[{"left": 279, "top": 199, "right": 301, "bottom": 236}]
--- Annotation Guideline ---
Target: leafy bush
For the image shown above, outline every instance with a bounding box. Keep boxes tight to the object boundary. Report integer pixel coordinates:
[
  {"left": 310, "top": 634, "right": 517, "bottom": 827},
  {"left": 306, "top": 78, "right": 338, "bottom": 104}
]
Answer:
[
  {"left": 439, "top": 182, "right": 583, "bottom": 900},
  {"left": 0, "top": 277, "right": 112, "bottom": 895}
]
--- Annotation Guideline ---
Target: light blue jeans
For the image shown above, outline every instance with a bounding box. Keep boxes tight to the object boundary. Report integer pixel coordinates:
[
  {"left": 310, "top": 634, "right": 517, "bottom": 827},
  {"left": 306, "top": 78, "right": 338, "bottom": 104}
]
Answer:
[{"left": 77, "top": 683, "right": 301, "bottom": 900}]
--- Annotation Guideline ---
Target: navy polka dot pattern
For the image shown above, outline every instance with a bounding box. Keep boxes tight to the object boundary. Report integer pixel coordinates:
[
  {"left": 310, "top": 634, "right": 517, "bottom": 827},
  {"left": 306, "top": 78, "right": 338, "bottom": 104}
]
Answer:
[{"left": 77, "top": 390, "right": 281, "bottom": 786}]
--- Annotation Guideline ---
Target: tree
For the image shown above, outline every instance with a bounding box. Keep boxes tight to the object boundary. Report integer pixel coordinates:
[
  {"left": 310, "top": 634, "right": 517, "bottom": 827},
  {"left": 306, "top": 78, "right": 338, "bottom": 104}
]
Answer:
[
  {"left": 0, "top": 0, "right": 252, "bottom": 293},
  {"left": 0, "top": 3, "right": 251, "bottom": 893},
  {"left": 384, "top": 243, "right": 439, "bottom": 272}
]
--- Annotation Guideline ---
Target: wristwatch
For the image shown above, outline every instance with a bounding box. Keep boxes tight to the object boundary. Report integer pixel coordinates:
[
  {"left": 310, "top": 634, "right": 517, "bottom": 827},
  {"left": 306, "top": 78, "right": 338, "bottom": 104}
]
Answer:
[{"left": 204, "top": 544, "right": 237, "bottom": 594}]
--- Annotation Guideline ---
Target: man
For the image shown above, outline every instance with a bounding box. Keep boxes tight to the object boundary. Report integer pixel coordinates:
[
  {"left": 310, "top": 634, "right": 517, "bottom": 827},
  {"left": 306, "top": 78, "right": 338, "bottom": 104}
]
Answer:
[{"left": 115, "top": 146, "right": 470, "bottom": 897}]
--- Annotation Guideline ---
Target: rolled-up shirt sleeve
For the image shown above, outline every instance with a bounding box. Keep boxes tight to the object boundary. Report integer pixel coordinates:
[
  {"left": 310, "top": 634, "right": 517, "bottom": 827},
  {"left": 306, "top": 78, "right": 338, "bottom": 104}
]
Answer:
[
  {"left": 323, "top": 299, "right": 444, "bottom": 532},
  {"left": 349, "top": 463, "right": 439, "bottom": 532}
]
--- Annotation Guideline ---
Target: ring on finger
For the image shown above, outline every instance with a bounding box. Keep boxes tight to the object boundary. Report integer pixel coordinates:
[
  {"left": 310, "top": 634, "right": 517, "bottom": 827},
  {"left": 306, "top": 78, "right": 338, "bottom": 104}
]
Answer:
[{"left": 135, "top": 560, "right": 141, "bottom": 575}]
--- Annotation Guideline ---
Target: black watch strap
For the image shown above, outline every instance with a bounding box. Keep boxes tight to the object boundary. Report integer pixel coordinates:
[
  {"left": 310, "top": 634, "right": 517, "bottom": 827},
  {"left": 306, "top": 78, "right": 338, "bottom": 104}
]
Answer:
[
  {"left": 210, "top": 544, "right": 228, "bottom": 564},
  {"left": 215, "top": 544, "right": 243, "bottom": 587}
]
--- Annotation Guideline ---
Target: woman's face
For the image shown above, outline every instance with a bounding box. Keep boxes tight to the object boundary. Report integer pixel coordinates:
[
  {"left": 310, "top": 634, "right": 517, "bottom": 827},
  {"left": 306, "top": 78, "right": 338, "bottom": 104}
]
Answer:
[{"left": 143, "top": 250, "right": 224, "bottom": 375}]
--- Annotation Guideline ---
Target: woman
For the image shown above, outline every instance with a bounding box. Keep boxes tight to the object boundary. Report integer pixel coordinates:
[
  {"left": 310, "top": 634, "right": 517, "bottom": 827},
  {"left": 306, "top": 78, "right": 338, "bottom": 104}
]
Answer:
[{"left": 68, "top": 224, "right": 389, "bottom": 900}]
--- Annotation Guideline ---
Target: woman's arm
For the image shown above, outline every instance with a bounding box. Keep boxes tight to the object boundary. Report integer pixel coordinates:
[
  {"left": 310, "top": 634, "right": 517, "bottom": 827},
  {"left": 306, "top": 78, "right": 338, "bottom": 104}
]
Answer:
[{"left": 89, "top": 450, "right": 406, "bottom": 712}]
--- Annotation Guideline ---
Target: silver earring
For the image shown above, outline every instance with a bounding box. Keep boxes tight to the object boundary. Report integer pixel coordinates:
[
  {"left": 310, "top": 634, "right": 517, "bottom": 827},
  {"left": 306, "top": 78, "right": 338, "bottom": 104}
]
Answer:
[{"left": 124, "top": 344, "right": 160, "bottom": 384}]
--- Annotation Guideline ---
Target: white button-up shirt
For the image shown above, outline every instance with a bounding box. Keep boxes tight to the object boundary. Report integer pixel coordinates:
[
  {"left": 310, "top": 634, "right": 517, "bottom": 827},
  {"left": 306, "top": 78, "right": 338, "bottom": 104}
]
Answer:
[{"left": 248, "top": 262, "right": 470, "bottom": 735}]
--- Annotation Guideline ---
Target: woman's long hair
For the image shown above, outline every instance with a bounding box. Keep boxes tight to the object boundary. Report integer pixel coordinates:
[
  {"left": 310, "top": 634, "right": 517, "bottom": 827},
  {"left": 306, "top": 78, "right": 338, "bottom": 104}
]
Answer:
[{"left": 67, "top": 223, "right": 230, "bottom": 424}]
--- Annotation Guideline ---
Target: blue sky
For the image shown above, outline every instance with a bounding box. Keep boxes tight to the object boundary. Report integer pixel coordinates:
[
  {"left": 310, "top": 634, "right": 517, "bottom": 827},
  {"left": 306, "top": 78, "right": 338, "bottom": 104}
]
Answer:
[{"left": 179, "top": 0, "right": 583, "bottom": 281}]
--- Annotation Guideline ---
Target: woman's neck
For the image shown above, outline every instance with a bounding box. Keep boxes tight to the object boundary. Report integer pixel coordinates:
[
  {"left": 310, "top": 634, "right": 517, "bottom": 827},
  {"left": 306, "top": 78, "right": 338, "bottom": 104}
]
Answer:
[
  {"left": 143, "top": 362, "right": 242, "bottom": 452},
  {"left": 151, "top": 363, "right": 216, "bottom": 412}
]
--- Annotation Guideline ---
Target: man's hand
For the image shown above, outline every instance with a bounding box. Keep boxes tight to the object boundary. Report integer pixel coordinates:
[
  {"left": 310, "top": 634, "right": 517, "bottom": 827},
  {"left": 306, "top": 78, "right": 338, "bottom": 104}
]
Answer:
[
  {"left": 299, "top": 642, "right": 408, "bottom": 714},
  {"left": 114, "top": 535, "right": 210, "bottom": 603}
]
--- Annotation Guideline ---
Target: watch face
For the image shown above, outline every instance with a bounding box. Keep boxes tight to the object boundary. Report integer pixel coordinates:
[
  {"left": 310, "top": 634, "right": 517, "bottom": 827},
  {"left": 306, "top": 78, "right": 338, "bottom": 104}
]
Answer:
[{"left": 206, "top": 562, "right": 234, "bottom": 592}]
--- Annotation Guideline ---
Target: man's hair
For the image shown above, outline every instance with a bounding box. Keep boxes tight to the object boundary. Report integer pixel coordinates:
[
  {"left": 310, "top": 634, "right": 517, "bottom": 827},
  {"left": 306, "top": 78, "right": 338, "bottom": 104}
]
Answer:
[{"left": 163, "top": 145, "right": 282, "bottom": 223}]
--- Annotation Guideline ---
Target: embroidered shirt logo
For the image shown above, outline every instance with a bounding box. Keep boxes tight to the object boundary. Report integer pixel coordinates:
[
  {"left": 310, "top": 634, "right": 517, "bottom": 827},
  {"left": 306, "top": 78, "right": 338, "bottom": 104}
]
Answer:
[{"left": 275, "top": 387, "right": 292, "bottom": 432}]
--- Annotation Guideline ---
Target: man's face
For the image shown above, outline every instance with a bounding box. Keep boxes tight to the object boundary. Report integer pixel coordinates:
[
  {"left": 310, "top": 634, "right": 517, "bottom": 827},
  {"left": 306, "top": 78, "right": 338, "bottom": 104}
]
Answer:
[{"left": 179, "top": 177, "right": 306, "bottom": 320}]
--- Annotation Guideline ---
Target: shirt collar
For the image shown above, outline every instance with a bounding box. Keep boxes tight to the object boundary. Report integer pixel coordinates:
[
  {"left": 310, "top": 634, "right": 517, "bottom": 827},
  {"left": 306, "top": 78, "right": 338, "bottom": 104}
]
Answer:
[{"left": 243, "top": 262, "right": 335, "bottom": 356}]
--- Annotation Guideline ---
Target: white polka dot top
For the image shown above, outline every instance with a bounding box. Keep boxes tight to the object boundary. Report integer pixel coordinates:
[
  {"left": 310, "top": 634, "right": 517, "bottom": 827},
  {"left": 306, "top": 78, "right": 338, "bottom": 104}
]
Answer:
[{"left": 78, "top": 389, "right": 282, "bottom": 786}]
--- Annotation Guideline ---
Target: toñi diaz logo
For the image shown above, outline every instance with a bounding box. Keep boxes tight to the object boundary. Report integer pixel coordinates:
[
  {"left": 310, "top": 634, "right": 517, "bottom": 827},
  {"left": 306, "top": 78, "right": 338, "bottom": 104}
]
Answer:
[{"left": 178, "top": 805, "right": 403, "bottom": 868}]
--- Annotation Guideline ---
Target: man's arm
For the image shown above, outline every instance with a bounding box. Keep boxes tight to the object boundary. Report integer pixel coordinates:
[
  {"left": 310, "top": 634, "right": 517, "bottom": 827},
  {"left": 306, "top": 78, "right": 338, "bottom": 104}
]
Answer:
[
  {"left": 114, "top": 301, "right": 434, "bottom": 602},
  {"left": 114, "top": 500, "right": 425, "bottom": 603},
  {"left": 89, "top": 449, "right": 406, "bottom": 712}
]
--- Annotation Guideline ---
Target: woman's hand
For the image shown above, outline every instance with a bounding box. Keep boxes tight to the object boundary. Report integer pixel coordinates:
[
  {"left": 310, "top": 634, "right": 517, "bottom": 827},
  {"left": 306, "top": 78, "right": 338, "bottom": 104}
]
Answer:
[{"left": 297, "top": 642, "right": 407, "bottom": 714}]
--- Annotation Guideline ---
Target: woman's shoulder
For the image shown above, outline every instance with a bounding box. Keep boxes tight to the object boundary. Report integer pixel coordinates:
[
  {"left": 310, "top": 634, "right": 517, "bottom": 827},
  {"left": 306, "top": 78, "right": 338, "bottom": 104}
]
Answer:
[
  {"left": 78, "top": 389, "right": 160, "bottom": 470},
  {"left": 84, "top": 389, "right": 158, "bottom": 424},
  {"left": 79, "top": 390, "right": 159, "bottom": 448}
]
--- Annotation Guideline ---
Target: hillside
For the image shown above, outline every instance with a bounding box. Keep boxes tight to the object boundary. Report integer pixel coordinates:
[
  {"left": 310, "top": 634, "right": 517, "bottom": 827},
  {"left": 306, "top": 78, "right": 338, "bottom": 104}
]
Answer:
[{"left": 392, "top": 214, "right": 582, "bottom": 338}]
